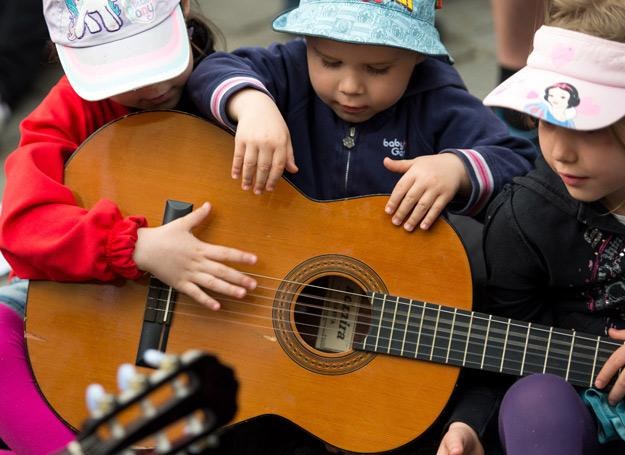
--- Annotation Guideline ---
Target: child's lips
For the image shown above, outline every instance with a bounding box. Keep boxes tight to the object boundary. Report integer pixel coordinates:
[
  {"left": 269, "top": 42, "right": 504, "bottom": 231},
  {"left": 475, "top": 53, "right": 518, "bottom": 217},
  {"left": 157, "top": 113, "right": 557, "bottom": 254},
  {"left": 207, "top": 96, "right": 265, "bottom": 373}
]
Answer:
[
  {"left": 340, "top": 104, "right": 367, "bottom": 114},
  {"left": 147, "top": 91, "right": 173, "bottom": 105},
  {"left": 559, "top": 172, "right": 588, "bottom": 186}
]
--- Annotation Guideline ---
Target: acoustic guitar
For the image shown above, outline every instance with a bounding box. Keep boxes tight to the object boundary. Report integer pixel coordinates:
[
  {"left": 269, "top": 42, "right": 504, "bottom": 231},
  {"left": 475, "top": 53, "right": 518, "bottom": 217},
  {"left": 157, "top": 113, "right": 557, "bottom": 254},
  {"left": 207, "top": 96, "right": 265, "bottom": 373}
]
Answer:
[{"left": 26, "top": 111, "right": 620, "bottom": 454}]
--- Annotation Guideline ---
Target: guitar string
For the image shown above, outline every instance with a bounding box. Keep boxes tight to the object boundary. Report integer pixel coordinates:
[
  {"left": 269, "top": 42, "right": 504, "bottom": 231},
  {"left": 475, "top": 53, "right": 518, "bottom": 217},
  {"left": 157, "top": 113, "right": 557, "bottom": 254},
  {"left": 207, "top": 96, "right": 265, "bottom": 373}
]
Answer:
[
  {"left": 140, "top": 303, "right": 609, "bottom": 382},
  {"left": 147, "top": 295, "right": 616, "bottom": 365},
  {"left": 140, "top": 284, "right": 618, "bottom": 378},
  {"left": 146, "top": 276, "right": 623, "bottom": 350}
]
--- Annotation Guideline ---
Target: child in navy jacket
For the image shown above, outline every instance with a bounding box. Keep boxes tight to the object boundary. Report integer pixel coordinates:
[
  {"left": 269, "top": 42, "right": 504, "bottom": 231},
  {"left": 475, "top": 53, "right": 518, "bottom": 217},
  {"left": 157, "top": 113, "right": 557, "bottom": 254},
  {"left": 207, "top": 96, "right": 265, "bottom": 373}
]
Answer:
[
  {"left": 187, "top": 1, "right": 536, "bottom": 453},
  {"left": 188, "top": 0, "right": 536, "bottom": 232}
]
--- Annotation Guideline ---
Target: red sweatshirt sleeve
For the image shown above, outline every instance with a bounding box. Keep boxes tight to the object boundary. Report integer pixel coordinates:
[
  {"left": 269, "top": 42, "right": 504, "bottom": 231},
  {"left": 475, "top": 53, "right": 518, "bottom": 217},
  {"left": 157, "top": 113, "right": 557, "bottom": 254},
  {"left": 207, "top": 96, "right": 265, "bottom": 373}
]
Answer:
[{"left": 0, "top": 76, "right": 148, "bottom": 282}]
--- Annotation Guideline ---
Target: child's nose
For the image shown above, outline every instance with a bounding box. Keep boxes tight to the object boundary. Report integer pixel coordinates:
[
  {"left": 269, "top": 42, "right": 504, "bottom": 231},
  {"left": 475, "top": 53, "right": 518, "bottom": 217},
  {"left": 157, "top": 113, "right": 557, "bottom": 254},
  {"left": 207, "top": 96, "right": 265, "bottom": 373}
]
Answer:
[
  {"left": 338, "top": 71, "right": 364, "bottom": 95},
  {"left": 551, "top": 129, "right": 579, "bottom": 162}
]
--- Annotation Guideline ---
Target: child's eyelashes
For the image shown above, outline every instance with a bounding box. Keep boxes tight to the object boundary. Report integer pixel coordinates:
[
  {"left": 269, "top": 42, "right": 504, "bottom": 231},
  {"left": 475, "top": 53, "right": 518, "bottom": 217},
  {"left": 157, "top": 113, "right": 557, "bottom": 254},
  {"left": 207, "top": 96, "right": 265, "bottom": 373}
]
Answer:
[
  {"left": 321, "top": 59, "right": 341, "bottom": 68},
  {"left": 366, "top": 66, "right": 390, "bottom": 75},
  {"left": 319, "top": 59, "right": 390, "bottom": 75}
]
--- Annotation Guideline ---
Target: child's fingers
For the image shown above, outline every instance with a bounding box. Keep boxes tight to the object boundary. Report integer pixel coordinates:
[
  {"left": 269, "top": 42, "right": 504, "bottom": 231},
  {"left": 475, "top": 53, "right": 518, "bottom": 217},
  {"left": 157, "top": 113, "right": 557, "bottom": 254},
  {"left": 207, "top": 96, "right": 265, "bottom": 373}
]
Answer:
[
  {"left": 195, "top": 271, "right": 253, "bottom": 300},
  {"left": 608, "top": 327, "right": 625, "bottom": 341},
  {"left": 385, "top": 177, "right": 412, "bottom": 216},
  {"left": 253, "top": 147, "right": 275, "bottom": 194},
  {"left": 402, "top": 195, "right": 434, "bottom": 232},
  {"left": 595, "top": 346, "right": 625, "bottom": 404},
  {"left": 285, "top": 142, "right": 298, "bottom": 174},
  {"left": 265, "top": 150, "right": 287, "bottom": 192},
  {"left": 390, "top": 187, "right": 426, "bottom": 227},
  {"left": 418, "top": 195, "right": 450, "bottom": 230},
  {"left": 232, "top": 141, "right": 246, "bottom": 179},
  {"left": 177, "top": 202, "right": 211, "bottom": 230},
  {"left": 383, "top": 156, "right": 413, "bottom": 174},
  {"left": 241, "top": 146, "right": 259, "bottom": 191},
  {"left": 179, "top": 282, "right": 221, "bottom": 311}
]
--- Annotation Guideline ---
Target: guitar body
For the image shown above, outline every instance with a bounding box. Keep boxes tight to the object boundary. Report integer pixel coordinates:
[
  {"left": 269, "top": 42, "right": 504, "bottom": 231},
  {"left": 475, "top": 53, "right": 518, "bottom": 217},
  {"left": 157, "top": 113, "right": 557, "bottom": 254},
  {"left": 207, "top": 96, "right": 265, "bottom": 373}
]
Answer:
[{"left": 25, "top": 111, "right": 472, "bottom": 454}]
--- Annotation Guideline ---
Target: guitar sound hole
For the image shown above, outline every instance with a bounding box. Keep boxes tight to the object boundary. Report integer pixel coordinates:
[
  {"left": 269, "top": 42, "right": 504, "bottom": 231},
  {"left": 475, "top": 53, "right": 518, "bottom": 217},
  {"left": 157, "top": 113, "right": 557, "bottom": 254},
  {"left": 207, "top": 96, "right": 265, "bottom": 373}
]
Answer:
[{"left": 293, "top": 276, "right": 371, "bottom": 354}]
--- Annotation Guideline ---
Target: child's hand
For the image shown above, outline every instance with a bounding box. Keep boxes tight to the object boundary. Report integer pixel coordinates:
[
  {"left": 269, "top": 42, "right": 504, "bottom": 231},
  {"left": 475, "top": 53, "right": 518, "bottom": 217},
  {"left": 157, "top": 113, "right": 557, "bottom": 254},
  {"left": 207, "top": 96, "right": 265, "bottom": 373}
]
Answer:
[
  {"left": 436, "top": 422, "right": 484, "bottom": 455},
  {"left": 383, "top": 154, "right": 470, "bottom": 231},
  {"left": 132, "top": 202, "right": 258, "bottom": 310},
  {"left": 595, "top": 327, "right": 625, "bottom": 405},
  {"left": 228, "top": 89, "right": 298, "bottom": 194}
]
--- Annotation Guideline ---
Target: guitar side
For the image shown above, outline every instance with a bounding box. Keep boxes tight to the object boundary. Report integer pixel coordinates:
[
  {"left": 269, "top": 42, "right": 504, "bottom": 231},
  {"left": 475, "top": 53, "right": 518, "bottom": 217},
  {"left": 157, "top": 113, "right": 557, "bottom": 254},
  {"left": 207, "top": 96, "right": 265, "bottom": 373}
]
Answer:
[{"left": 25, "top": 111, "right": 473, "bottom": 454}]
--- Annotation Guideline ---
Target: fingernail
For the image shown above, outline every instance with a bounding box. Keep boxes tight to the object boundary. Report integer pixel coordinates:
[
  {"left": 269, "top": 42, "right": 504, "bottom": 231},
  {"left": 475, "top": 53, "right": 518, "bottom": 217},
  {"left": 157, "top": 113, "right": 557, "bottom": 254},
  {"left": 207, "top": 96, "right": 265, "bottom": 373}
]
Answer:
[
  {"left": 404, "top": 223, "right": 414, "bottom": 232},
  {"left": 420, "top": 222, "right": 429, "bottom": 230},
  {"left": 385, "top": 206, "right": 393, "bottom": 214},
  {"left": 392, "top": 217, "right": 401, "bottom": 226}
]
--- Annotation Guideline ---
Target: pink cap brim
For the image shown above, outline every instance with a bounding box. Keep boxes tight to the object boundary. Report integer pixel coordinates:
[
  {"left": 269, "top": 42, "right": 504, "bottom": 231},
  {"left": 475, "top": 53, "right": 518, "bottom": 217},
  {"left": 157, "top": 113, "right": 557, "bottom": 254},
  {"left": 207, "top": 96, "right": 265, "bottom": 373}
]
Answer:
[
  {"left": 56, "top": 7, "right": 190, "bottom": 101},
  {"left": 484, "top": 26, "right": 625, "bottom": 131}
]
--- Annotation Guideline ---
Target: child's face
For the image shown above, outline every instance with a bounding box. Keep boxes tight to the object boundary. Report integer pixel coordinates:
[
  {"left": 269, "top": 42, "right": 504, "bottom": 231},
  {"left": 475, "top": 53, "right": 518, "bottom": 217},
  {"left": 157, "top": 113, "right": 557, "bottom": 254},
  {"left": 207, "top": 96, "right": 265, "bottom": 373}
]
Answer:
[
  {"left": 540, "top": 120, "right": 625, "bottom": 212},
  {"left": 109, "top": 53, "right": 193, "bottom": 110},
  {"left": 306, "top": 37, "right": 422, "bottom": 123}
]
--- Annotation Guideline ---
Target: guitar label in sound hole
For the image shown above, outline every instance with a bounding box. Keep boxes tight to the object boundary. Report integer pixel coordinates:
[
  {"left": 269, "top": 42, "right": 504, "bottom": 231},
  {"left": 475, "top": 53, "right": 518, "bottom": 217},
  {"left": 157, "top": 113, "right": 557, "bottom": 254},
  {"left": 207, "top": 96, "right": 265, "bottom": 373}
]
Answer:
[
  {"left": 293, "top": 275, "right": 368, "bottom": 354},
  {"left": 315, "top": 276, "right": 360, "bottom": 352}
]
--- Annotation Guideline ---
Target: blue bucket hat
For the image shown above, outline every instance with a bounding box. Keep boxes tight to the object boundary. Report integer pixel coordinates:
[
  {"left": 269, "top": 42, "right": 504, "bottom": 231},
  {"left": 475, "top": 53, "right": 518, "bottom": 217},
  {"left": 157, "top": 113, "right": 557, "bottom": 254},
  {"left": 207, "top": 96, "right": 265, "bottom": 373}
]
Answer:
[{"left": 272, "top": 0, "right": 449, "bottom": 57}]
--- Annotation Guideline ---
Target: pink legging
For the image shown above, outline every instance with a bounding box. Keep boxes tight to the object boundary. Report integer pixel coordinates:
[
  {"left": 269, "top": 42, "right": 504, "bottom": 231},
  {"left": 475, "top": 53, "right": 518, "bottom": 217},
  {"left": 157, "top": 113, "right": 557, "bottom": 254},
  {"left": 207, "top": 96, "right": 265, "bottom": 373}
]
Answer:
[{"left": 0, "top": 305, "right": 75, "bottom": 454}]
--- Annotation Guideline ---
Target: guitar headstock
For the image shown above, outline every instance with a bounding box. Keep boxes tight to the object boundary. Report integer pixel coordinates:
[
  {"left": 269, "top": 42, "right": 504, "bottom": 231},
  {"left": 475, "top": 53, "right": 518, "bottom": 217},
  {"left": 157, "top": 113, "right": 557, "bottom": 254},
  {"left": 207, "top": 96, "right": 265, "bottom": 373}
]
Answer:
[{"left": 63, "top": 350, "right": 238, "bottom": 455}]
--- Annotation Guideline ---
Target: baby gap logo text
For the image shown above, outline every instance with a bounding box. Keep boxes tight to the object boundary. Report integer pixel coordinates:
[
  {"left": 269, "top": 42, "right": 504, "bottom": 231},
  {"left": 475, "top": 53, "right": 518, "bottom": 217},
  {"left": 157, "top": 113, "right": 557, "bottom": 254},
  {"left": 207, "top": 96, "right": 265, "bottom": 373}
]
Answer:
[{"left": 383, "top": 138, "right": 406, "bottom": 158}]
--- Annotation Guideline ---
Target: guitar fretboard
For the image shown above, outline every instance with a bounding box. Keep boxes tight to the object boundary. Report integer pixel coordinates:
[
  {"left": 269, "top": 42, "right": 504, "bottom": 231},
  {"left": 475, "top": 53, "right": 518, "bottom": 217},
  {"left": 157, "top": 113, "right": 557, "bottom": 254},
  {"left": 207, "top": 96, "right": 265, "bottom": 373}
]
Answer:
[{"left": 353, "top": 292, "right": 620, "bottom": 387}]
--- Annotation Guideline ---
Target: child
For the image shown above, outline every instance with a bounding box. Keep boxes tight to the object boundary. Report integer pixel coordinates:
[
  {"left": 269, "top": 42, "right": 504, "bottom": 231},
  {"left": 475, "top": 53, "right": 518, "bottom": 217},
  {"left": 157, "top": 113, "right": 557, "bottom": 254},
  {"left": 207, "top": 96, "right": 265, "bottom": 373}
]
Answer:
[
  {"left": 0, "top": 1, "right": 258, "bottom": 453},
  {"left": 482, "top": 0, "right": 625, "bottom": 453},
  {"left": 187, "top": 0, "right": 537, "bottom": 232},
  {"left": 188, "top": 1, "right": 533, "bottom": 453}
]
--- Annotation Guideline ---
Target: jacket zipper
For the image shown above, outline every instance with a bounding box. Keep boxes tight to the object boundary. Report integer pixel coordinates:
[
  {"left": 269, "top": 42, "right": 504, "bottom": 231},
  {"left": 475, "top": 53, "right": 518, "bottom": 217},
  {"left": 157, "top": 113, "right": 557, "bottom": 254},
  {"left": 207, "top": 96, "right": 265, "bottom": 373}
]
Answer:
[{"left": 342, "top": 126, "right": 357, "bottom": 194}]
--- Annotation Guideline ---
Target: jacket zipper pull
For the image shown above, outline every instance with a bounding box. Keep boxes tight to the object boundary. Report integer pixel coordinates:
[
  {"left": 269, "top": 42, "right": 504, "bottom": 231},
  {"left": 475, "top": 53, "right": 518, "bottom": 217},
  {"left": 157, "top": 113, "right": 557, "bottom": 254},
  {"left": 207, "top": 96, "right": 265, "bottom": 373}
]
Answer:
[{"left": 342, "top": 127, "right": 356, "bottom": 149}]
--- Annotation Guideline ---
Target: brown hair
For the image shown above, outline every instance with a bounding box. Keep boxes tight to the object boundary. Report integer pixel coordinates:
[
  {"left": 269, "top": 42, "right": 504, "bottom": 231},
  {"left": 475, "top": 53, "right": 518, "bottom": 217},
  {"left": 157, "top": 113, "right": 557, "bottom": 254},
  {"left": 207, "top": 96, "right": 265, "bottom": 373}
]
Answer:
[
  {"left": 545, "top": 0, "right": 625, "bottom": 42},
  {"left": 187, "top": 0, "right": 224, "bottom": 66}
]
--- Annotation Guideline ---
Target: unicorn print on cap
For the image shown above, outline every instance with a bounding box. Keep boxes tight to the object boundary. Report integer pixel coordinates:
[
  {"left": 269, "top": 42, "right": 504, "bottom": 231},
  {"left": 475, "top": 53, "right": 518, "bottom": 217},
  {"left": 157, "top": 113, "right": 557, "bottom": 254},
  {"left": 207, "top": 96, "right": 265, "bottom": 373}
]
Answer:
[{"left": 65, "top": 0, "right": 122, "bottom": 40}]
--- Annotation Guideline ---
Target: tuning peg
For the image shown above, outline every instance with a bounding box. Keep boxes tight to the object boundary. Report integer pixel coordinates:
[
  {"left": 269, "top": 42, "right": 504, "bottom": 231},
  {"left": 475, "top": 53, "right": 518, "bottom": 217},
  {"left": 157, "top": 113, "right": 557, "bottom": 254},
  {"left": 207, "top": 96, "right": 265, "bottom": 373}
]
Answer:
[
  {"left": 116, "top": 363, "right": 136, "bottom": 393},
  {"left": 85, "top": 383, "right": 107, "bottom": 418},
  {"left": 143, "top": 349, "right": 166, "bottom": 368}
]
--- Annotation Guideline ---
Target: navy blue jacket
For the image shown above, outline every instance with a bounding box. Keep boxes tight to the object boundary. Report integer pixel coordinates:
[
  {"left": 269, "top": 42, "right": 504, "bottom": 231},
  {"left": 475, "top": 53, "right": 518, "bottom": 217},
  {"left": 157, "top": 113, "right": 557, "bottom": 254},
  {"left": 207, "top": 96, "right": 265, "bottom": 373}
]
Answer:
[{"left": 188, "top": 39, "right": 536, "bottom": 216}]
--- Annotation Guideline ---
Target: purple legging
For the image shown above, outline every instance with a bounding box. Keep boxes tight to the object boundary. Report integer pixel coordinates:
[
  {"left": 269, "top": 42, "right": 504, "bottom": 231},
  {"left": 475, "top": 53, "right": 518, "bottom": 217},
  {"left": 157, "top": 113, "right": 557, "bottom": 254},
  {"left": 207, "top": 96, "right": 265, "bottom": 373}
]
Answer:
[
  {"left": 0, "top": 305, "right": 75, "bottom": 454},
  {"left": 499, "top": 373, "right": 600, "bottom": 455}
]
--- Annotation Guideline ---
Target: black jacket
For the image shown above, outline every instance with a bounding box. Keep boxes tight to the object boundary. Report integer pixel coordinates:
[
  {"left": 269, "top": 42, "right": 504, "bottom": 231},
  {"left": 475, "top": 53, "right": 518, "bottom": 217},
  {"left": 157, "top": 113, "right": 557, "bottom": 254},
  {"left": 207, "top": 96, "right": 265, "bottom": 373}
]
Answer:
[{"left": 484, "top": 155, "right": 625, "bottom": 335}]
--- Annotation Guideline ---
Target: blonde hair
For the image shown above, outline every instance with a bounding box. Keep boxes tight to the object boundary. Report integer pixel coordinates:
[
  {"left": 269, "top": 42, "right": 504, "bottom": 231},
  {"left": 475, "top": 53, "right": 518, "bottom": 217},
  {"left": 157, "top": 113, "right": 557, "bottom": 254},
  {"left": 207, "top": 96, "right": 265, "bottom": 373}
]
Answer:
[{"left": 545, "top": 0, "right": 625, "bottom": 42}]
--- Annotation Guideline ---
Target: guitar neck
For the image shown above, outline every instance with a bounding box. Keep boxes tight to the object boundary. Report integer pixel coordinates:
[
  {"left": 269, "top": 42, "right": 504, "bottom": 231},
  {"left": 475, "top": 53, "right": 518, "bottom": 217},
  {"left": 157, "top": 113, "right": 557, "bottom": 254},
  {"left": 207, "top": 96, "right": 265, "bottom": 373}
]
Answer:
[{"left": 354, "top": 292, "right": 620, "bottom": 388}]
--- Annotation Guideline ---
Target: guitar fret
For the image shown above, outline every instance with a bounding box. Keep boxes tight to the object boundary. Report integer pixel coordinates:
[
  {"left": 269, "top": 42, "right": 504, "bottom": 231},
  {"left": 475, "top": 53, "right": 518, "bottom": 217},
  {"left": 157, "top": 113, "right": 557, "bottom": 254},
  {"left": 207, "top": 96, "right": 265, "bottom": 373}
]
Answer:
[
  {"left": 400, "top": 298, "right": 412, "bottom": 357},
  {"left": 462, "top": 313, "right": 474, "bottom": 367},
  {"left": 520, "top": 323, "right": 531, "bottom": 376},
  {"left": 499, "top": 319, "right": 511, "bottom": 373},
  {"left": 543, "top": 327, "right": 553, "bottom": 374},
  {"left": 415, "top": 303, "right": 426, "bottom": 358},
  {"left": 374, "top": 294, "right": 387, "bottom": 351},
  {"left": 446, "top": 309, "right": 471, "bottom": 367},
  {"left": 591, "top": 336, "right": 600, "bottom": 387},
  {"left": 566, "top": 331, "right": 576, "bottom": 382},
  {"left": 445, "top": 308, "right": 457, "bottom": 364},
  {"left": 429, "top": 305, "right": 442, "bottom": 361},
  {"left": 480, "top": 315, "right": 492, "bottom": 370},
  {"left": 387, "top": 297, "right": 400, "bottom": 354}
]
